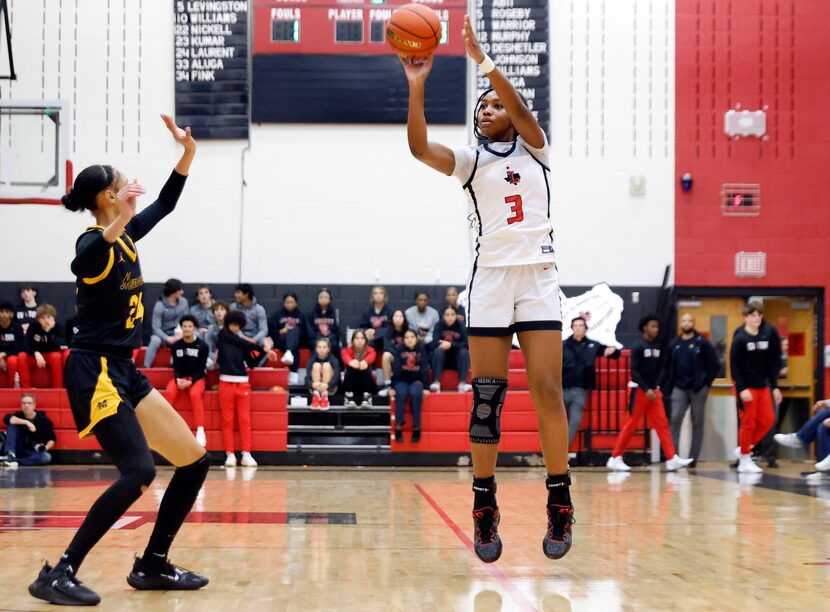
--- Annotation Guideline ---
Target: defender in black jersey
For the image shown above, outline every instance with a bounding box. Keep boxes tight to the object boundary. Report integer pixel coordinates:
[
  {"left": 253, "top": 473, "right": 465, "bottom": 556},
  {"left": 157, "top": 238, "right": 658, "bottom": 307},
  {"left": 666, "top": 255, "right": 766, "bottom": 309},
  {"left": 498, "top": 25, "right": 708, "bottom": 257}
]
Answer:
[{"left": 27, "top": 116, "right": 210, "bottom": 607}]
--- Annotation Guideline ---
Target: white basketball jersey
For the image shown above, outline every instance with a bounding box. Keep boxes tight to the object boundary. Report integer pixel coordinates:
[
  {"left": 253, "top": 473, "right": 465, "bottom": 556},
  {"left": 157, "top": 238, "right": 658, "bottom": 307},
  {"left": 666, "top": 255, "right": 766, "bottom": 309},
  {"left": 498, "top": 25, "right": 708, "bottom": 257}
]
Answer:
[{"left": 452, "top": 134, "right": 555, "bottom": 268}]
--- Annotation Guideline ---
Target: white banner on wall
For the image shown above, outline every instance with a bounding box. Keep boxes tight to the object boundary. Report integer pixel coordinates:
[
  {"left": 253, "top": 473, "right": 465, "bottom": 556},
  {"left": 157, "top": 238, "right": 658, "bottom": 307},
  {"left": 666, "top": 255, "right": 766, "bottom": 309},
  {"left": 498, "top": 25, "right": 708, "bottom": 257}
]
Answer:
[
  {"left": 458, "top": 282, "right": 624, "bottom": 348},
  {"left": 560, "top": 283, "right": 625, "bottom": 348}
]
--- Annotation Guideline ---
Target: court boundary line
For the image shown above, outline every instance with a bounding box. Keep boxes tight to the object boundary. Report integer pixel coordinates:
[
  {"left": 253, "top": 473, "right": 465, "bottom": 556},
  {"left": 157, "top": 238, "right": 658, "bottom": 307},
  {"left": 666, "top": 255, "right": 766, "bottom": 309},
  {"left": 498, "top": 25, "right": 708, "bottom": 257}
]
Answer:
[{"left": 414, "top": 483, "right": 538, "bottom": 612}]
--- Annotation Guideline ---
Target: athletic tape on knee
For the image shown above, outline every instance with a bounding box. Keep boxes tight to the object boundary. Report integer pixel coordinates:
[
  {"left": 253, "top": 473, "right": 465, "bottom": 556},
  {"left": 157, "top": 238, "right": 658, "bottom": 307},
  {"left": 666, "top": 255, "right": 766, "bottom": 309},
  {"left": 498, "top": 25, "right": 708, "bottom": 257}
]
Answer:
[{"left": 470, "top": 377, "right": 508, "bottom": 444}]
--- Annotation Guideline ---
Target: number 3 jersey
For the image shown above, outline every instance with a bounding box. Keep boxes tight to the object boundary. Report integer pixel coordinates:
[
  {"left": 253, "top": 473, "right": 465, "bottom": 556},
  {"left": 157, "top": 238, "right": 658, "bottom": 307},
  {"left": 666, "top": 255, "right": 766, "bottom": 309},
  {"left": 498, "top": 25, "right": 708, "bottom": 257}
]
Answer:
[
  {"left": 452, "top": 134, "right": 555, "bottom": 268},
  {"left": 71, "top": 226, "right": 145, "bottom": 354}
]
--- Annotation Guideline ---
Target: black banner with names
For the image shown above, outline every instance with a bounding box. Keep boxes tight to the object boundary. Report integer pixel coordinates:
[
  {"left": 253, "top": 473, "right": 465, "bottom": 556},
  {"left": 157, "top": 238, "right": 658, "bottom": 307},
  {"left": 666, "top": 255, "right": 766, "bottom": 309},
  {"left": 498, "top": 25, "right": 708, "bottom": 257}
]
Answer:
[
  {"left": 474, "top": 0, "right": 549, "bottom": 136},
  {"left": 174, "top": 1, "right": 249, "bottom": 139}
]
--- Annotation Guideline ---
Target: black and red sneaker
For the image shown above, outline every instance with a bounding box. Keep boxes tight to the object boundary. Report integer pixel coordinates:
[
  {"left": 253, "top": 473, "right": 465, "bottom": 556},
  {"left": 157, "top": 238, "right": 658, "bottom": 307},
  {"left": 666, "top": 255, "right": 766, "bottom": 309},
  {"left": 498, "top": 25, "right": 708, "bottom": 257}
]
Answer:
[
  {"left": 472, "top": 506, "right": 503, "bottom": 563},
  {"left": 543, "top": 503, "right": 574, "bottom": 559}
]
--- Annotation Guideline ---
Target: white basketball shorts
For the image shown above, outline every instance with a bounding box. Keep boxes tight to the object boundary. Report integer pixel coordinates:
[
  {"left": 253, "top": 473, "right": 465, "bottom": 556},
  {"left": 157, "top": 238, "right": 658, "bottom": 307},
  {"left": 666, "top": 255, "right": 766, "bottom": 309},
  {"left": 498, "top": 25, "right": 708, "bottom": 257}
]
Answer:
[{"left": 466, "top": 263, "right": 563, "bottom": 336}]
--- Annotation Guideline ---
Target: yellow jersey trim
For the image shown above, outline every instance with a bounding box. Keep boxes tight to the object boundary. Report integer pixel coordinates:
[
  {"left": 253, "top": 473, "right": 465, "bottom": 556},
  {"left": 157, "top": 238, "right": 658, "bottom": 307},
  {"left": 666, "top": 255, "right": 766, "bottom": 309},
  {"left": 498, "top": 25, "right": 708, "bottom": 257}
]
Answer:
[
  {"left": 81, "top": 247, "right": 115, "bottom": 285},
  {"left": 116, "top": 235, "right": 137, "bottom": 262},
  {"left": 77, "top": 356, "right": 122, "bottom": 438}
]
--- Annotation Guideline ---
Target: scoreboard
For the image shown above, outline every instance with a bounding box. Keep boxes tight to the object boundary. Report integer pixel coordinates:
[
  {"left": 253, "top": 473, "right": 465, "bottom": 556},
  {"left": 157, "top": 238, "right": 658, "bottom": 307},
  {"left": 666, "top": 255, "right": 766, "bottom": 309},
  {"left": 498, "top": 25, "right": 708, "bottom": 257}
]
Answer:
[
  {"left": 251, "top": 0, "right": 467, "bottom": 124},
  {"left": 174, "top": 0, "right": 250, "bottom": 140},
  {"left": 475, "top": 0, "right": 549, "bottom": 135}
]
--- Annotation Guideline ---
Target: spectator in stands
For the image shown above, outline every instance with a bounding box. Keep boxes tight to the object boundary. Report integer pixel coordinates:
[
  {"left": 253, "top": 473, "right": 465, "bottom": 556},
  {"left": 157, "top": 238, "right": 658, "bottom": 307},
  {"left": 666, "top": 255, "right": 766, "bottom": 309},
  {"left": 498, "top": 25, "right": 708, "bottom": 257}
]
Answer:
[
  {"left": 15, "top": 283, "right": 38, "bottom": 335},
  {"left": 445, "top": 286, "right": 466, "bottom": 324},
  {"left": 776, "top": 398, "right": 830, "bottom": 473},
  {"left": 205, "top": 300, "right": 229, "bottom": 359},
  {"left": 306, "top": 288, "right": 341, "bottom": 356},
  {"left": 380, "top": 309, "right": 410, "bottom": 397},
  {"left": 1, "top": 393, "right": 55, "bottom": 467},
  {"left": 662, "top": 313, "right": 719, "bottom": 467},
  {"left": 267, "top": 292, "right": 306, "bottom": 385},
  {"left": 189, "top": 285, "right": 215, "bottom": 337},
  {"left": 217, "top": 310, "right": 277, "bottom": 468},
  {"left": 143, "top": 278, "right": 188, "bottom": 368},
  {"left": 341, "top": 329, "right": 377, "bottom": 408},
  {"left": 429, "top": 306, "right": 471, "bottom": 393},
  {"left": 307, "top": 338, "right": 340, "bottom": 411},
  {"left": 360, "top": 286, "right": 392, "bottom": 352},
  {"left": 391, "top": 329, "right": 430, "bottom": 443},
  {"left": 64, "top": 305, "right": 78, "bottom": 348},
  {"left": 562, "top": 316, "right": 619, "bottom": 447},
  {"left": 0, "top": 301, "right": 22, "bottom": 388},
  {"left": 607, "top": 315, "right": 693, "bottom": 472},
  {"left": 730, "top": 301, "right": 782, "bottom": 474},
  {"left": 231, "top": 283, "right": 271, "bottom": 350},
  {"left": 165, "top": 315, "right": 209, "bottom": 447},
  {"left": 405, "top": 291, "right": 439, "bottom": 345},
  {"left": 19, "top": 304, "right": 66, "bottom": 388}
]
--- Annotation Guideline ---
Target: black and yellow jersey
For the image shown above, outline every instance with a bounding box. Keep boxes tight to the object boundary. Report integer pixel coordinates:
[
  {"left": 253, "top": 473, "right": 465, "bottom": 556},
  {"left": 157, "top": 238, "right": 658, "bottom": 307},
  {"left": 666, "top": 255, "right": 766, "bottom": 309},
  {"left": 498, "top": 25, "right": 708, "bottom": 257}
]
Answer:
[{"left": 69, "top": 171, "right": 187, "bottom": 357}]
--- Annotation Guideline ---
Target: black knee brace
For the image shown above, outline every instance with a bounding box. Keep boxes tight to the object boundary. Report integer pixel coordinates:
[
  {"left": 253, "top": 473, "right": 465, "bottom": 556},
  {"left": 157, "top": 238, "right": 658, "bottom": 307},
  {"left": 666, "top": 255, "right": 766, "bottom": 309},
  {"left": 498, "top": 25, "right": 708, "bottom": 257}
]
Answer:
[{"left": 469, "top": 377, "right": 508, "bottom": 444}]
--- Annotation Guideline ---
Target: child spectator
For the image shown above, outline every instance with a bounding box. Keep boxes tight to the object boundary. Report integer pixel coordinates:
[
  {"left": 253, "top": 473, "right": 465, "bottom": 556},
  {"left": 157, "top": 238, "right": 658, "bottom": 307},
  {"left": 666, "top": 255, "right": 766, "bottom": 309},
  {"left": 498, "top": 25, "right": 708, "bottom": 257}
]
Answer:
[
  {"left": 429, "top": 306, "right": 471, "bottom": 393},
  {"left": 445, "top": 286, "right": 466, "bottom": 324},
  {"left": 267, "top": 292, "right": 306, "bottom": 385},
  {"left": 165, "top": 315, "right": 209, "bottom": 447},
  {"left": 360, "top": 286, "right": 392, "bottom": 353},
  {"left": 205, "top": 300, "right": 229, "bottom": 359},
  {"left": 144, "top": 278, "right": 188, "bottom": 368},
  {"left": 307, "top": 288, "right": 341, "bottom": 356},
  {"left": 341, "top": 329, "right": 377, "bottom": 408},
  {"left": 405, "top": 291, "right": 439, "bottom": 345},
  {"left": 231, "top": 283, "right": 271, "bottom": 350},
  {"left": 380, "top": 309, "right": 409, "bottom": 396},
  {"left": 391, "top": 329, "right": 430, "bottom": 443},
  {"left": 189, "top": 285, "right": 215, "bottom": 337},
  {"left": 306, "top": 338, "right": 340, "bottom": 410},
  {"left": 2, "top": 393, "right": 55, "bottom": 467},
  {"left": 0, "top": 302, "right": 22, "bottom": 387},
  {"left": 217, "top": 310, "right": 276, "bottom": 468},
  {"left": 15, "top": 283, "right": 38, "bottom": 335},
  {"left": 19, "top": 304, "right": 66, "bottom": 388}
]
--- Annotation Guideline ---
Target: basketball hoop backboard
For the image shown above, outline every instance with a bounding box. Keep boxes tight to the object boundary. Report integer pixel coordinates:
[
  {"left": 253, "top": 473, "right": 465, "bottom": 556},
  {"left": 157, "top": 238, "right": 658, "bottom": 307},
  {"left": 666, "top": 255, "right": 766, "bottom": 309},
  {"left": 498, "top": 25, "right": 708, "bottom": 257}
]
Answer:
[{"left": 0, "top": 100, "right": 72, "bottom": 205}]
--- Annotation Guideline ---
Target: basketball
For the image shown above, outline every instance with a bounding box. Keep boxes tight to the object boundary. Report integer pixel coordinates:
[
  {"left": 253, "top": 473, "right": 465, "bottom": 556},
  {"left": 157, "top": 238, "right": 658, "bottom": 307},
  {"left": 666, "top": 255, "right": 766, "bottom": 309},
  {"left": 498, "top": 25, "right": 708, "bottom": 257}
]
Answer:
[{"left": 386, "top": 4, "right": 442, "bottom": 59}]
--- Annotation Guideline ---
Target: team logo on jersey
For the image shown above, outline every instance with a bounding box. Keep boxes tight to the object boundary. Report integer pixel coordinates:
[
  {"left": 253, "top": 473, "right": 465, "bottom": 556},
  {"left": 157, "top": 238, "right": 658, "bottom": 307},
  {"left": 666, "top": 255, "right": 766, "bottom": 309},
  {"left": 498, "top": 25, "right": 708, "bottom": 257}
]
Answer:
[{"left": 504, "top": 167, "right": 521, "bottom": 185}]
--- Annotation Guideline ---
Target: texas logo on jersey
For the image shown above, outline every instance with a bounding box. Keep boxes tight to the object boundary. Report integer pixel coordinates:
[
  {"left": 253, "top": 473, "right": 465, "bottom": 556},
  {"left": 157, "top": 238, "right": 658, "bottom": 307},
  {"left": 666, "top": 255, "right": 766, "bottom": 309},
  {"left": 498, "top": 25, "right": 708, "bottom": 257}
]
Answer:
[{"left": 504, "top": 167, "right": 521, "bottom": 185}]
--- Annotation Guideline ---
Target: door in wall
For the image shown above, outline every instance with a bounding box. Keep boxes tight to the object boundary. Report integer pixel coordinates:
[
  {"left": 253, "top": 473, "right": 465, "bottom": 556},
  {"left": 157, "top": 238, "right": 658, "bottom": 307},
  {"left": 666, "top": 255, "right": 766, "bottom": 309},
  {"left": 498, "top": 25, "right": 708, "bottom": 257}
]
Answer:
[
  {"left": 761, "top": 297, "right": 816, "bottom": 401},
  {"left": 675, "top": 297, "right": 745, "bottom": 397}
]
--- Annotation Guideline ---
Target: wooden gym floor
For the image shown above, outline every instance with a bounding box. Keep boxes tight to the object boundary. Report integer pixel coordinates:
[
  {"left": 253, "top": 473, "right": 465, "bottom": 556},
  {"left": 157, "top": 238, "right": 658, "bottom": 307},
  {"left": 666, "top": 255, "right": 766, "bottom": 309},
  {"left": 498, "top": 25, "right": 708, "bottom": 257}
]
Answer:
[{"left": 1, "top": 463, "right": 829, "bottom": 611}]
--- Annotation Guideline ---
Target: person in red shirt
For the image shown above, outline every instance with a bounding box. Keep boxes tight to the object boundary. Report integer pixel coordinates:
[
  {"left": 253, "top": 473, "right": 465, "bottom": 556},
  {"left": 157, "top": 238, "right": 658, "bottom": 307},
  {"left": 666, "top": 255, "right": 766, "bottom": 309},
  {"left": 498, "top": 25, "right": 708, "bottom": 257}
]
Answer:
[{"left": 341, "top": 329, "right": 377, "bottom": 408}]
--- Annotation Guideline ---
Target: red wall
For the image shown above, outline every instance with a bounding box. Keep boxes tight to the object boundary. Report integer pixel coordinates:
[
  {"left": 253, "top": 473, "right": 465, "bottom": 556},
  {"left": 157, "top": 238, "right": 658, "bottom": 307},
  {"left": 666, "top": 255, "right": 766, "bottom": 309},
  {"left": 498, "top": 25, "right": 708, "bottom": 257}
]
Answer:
[{"left": 675, "top": 0, "right": 830, "bottom": 392}]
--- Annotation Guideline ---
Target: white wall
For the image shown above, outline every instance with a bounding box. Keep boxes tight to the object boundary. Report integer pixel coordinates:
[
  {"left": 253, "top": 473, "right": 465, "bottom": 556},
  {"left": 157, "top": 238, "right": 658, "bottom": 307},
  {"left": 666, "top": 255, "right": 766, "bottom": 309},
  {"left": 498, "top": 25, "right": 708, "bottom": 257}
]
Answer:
[{"left": 0, "top": 0, "right": 674, "bottom": 287}]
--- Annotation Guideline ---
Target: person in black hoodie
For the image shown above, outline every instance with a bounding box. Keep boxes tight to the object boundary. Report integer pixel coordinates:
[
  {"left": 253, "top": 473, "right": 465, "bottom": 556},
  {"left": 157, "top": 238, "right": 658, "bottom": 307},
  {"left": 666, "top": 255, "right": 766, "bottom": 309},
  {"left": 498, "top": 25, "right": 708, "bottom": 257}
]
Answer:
[
  {"left": 360, "top": 285, "right": 393, "bottom": 355},
  {"left": 380, "top": 309, "right": 410, "bottom": 397},
  {"left": 19, "top": 304, "right": 66, "bottom": 388},
  {"left": 15, "top": 283, "right": 38, "bottom": 335},
  {"left": 217, "top": 310, "right": 277, "bottom": 468},
  {"left": 429, "top": 306, "right": 471, "bottom": 393},
  {"left": 391, "top": 329, "right": 430, "bottom": 443},
  {"left": 0, "top": 301, "right": 23, "bottom": 387},
  {"left": 267, "top": 292, "right": 306, "bottom": 383},
  {"left": 607, "top": 314, "right": 693, "bottom": 472},
  {"left": 661, "top": 313, "right": 720, "bottom": 465},
  {"left": 562, "top": 317, "right": 619, "bottom": 446},
  {"left": 306, "top": 288, "right": 341, "bottom": 357},
  {"left": 730, "top": 301, "right": 782, "bottom": 474}
]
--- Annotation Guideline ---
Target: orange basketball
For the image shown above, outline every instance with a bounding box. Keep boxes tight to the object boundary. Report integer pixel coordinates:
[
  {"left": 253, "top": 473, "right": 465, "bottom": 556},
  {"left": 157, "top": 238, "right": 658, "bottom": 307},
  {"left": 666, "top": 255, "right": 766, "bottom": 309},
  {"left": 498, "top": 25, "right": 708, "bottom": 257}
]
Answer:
[{"left": 386, "top": 3, "right": 442, "bottom": 59}]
